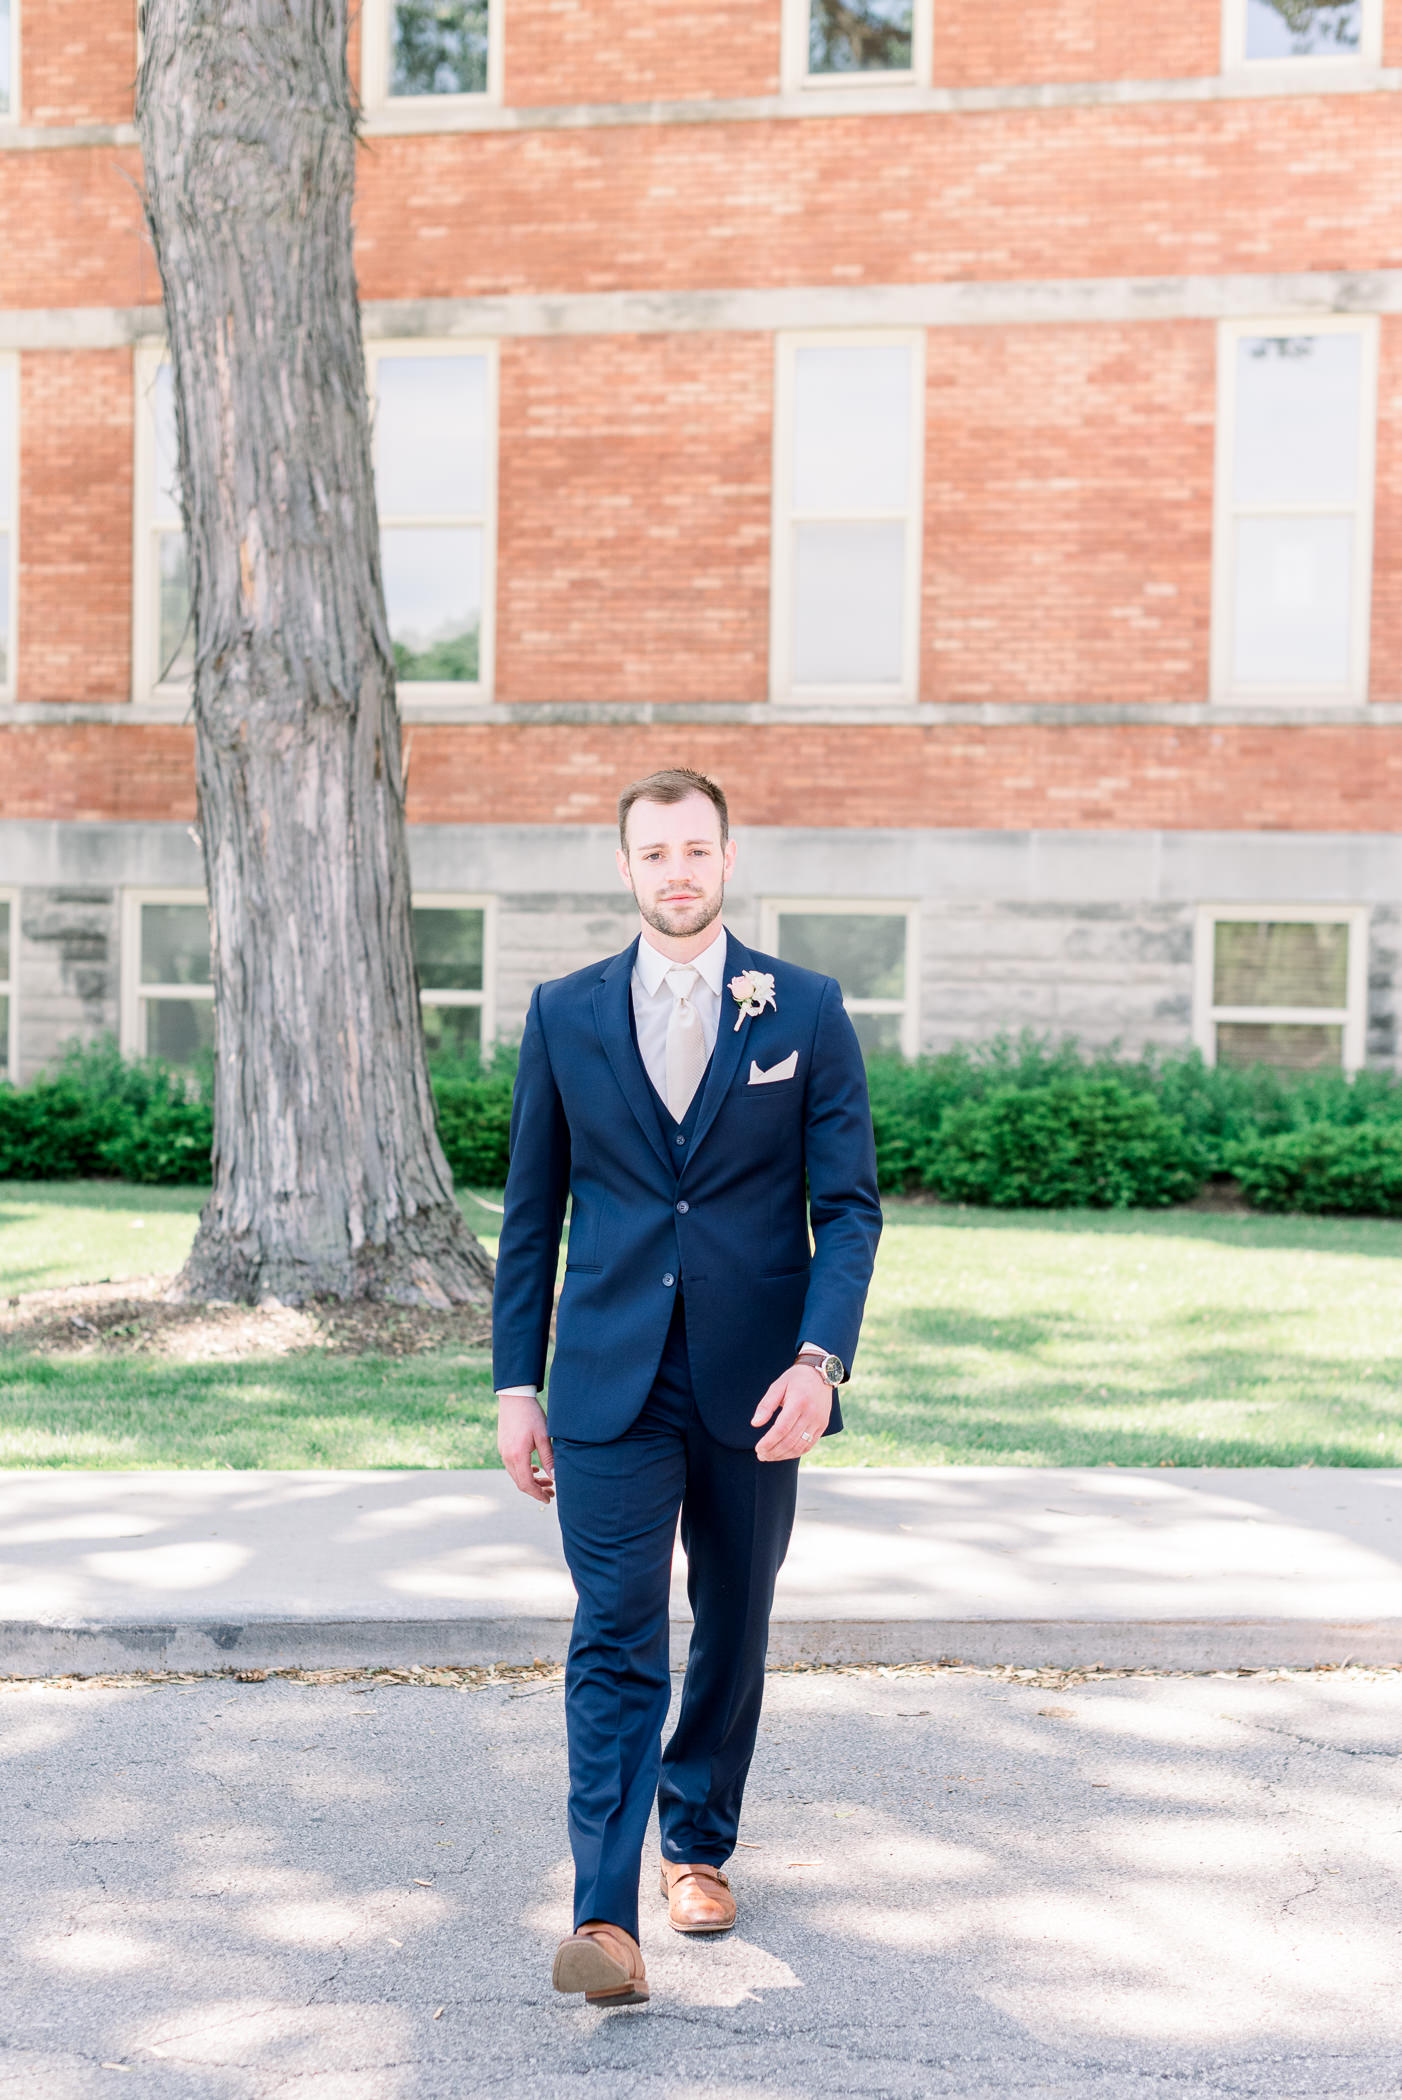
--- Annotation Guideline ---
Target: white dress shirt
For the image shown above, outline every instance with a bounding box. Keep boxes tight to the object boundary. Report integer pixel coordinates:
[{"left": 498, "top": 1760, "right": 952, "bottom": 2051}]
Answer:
[{"left": 630, "top": 921, "right": 727, "bottom": 1106}]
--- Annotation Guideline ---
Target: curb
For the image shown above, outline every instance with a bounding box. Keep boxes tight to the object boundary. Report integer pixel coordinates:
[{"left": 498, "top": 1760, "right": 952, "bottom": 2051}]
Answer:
[{"left": 4, "top": 1615, "right": 1400, "bottom": 1676}]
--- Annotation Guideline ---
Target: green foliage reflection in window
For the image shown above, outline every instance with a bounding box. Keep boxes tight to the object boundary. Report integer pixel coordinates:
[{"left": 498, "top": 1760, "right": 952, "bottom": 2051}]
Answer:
[
  {"left": 1244, "top": 0, "right": 1361, "bottom": 57},
  {"left": 808, "top": 0, "right": 913, "bottom": 74},
  {"left": 392, "top": 1, "right": 490, "bottom": 96}
]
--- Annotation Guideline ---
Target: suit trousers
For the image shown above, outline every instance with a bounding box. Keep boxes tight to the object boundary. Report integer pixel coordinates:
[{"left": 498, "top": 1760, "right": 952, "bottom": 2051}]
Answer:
[{"left": 551, "top": 1296, "right": 800, "bottom": 1940}]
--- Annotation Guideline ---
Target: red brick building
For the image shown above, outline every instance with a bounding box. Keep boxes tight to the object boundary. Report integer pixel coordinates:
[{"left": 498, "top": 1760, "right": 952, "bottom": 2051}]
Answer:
[{"left": 1, "top": 0, "right": 1398, "bottom": 1080}]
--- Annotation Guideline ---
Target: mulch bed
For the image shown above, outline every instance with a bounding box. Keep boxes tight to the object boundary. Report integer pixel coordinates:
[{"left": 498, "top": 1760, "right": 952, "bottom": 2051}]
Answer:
[{"left": 0, "top": 1275, "right": 492, "bottom": 1362}]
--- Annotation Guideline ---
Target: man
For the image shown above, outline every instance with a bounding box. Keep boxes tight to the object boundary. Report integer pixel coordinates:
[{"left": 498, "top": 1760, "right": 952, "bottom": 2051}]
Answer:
[{"left": 493, "top": 766, "right": 881, "bottom": 2008}]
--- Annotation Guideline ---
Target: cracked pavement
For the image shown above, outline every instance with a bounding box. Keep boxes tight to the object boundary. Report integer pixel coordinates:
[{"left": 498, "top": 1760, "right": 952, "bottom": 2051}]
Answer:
[{"left": 2, "top": 1665, "right": 1401, "bottom": 2098}]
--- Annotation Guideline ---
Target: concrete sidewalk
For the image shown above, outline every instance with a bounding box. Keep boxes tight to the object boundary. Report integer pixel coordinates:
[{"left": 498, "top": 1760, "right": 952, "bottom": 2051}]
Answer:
[{"left": 2, "top": 1465, "right": 1401, "bottom": 1674}]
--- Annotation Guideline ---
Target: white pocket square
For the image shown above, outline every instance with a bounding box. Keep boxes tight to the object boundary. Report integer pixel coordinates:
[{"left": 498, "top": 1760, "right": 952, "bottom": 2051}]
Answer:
[{"left": 748, "top": 1052, "right": 797, "bottom": 1085}]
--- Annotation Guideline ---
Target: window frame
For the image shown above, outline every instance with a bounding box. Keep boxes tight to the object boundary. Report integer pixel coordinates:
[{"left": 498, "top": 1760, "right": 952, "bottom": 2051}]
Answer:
[
  {"left": 120, "top": 886, "right": 214, "bottom": 1060},
  {"left": 1210, "top": 314, "right": 1379, "bottom": 708},
  {"left": 760, "top": 897, "right": 920, "bottom": 1056},
  {"left": 1221, "top": 0, "right": 1382, "bottom": 72},
  {"left": 0, "top": 0, "right": 19, "bottom": 125},
  {"left": 131, "top": 341, "right": 191, "bottom": 713},
  {"left": 0, "top": 351, "right": 16, "bottom": 704},
  {"left": 1192, "top": 903, "right": 1369, "bottom": 1074},
  {"left": 780, "top": 0, "right": 933, "bottom": 93},
  {"left": 412, "top": 889, "right": 496, "bottom": 1050},
  {"left": 0, "top": 885, "right": 17, "bottom": 1082},
  {"left": 365, "top": 336, "right": 499, "bottom": 707},
  {"left": 770, "top": 329, "right": 925, "bottom": 705},
  {"left": 360, "top": 0, "right": 504, "bottom": 122}
]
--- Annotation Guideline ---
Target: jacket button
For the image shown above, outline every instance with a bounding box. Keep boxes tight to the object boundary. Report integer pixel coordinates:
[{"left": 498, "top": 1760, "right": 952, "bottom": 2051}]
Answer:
[
  {"left": 662, "top": 1272, "right": 675, "bottom": 1287},
  {"left": 675, "top": 1200, "right": 689, "bottom": 1214},
  {"left": 675, "top": 1134, "right": 686, "bottom": 1146}
]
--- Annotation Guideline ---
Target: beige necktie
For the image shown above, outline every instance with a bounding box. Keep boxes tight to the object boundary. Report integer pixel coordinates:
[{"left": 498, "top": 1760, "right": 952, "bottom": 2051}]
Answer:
[{"left": 664, "top": 966, "right": 708, "bottom": 1123}]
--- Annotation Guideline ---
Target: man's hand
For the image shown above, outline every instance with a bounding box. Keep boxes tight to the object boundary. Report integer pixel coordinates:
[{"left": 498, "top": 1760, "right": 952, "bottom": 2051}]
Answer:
[
  {"left": 752, "top": 1362, "right": 832, "bottom": 1463},
  {"left": 497, "top": 1393, "right": 555, "bottom": 1504}
]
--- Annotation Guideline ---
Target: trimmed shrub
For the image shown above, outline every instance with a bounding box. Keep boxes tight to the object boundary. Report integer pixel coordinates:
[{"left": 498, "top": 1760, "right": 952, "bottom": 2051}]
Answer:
[
  {"left": 1229, "top": 1122, "right": 1402, "bottom": 1216},
  {"left": 921, "top": 1075, "right": 1204, "bottom": 1210},
  {"left": 429, "top": 1046, "right": 516, "bottom": 1188}
]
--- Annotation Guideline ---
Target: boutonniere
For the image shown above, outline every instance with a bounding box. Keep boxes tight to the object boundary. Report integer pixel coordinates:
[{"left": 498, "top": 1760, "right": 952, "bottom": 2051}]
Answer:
[{"left": 729, "top": 970, "right": 777, "bottom": 1032}]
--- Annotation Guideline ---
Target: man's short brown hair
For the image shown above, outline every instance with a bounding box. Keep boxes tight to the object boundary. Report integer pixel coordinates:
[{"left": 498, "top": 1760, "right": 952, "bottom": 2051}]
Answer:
[{"left": 618, "top": 767, "right": 729, "bottom": 851}]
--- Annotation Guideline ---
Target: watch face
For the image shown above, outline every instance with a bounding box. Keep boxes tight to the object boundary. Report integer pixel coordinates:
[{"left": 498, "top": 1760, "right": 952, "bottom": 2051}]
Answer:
[{"left": 821, "top": 1354, "right": 844, "bottom": 1386}]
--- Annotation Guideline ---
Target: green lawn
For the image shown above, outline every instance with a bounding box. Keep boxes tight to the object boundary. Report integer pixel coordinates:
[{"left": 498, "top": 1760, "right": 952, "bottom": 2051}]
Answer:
[{"left": 1, "top": 1183, "right": 1399, "bottom": 1468}]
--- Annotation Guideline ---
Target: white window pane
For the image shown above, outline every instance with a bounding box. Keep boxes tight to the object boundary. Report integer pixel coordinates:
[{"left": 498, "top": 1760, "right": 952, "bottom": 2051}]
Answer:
[
  {"left": 141, "top": 904, "right": 210, "bottom": 987},
  {"left": 1214, "top": 920, "right": 1349, "bottom": 1008},
  {"left": 808, "top": 0, "right": 913, "bottom": 74},
  {"left": 776, "top": 912, "right": 906, "bottom": 1000},
  {"left": 0, "top": 0, "right": 11, "bottom": 113},
  {"left": 382, "top": 525, "right": 482, "bottom": 682},
  {"left": 158, "top": 532, "right": 193, "bottom": 684},
  {"left": 392, "top": 0, "right": 489, "bottom": 96},
  {"left": 0, "top": 898, "right": 9, "bottom": 980},
  {"left": 412, "top": 906, "right": 484, "bottom": 990},
  {"left": 0, "top": 534, "right": 9, "bottom": 687},
  {"left": 422, "top": 1004, "right": 482, "bottom": 1059},
  {"left": 0, "top": 364, "right": 14, "bottom": 527},
  {"left": 1232, "top": 514, "right": 1353, "bottom": 686},
  {"left": 1217, "top": 1020, "right": 1343, "bottom": 1070},
  {"left": 793, "top": 521, "right": 905, "bottom": 685},
  {"left": 793, "top": 346, "right": 912, "bottom": 513},
  {"left": 1234, "top": 335, "right": 1361, "bottom": 506},
  {"left": 153, "top": 364, "right": 183, "bottom": 528},
  {"left": 375, "top": 356, "right": 486, "bottom": 517},
  {"left": 145, "top": 996, "right": 215, "bottom": 1066},
  {"left": 1244, "top": 0, "right": 1361, "bottom": 58},
  {"left": 0, "top": 993, "right": 8, "bottom": 1077}
]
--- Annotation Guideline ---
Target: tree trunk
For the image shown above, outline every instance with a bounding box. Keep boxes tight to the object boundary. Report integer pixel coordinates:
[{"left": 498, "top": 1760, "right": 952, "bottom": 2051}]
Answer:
[{"left": 135, "top": 0, "right": 494, "bottom": 1309}]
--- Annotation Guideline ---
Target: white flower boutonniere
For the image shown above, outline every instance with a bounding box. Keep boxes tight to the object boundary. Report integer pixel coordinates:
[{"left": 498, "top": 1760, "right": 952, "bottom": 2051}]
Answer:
[{"left": 729, "top": 970, "right": 777, "bottom": 1032}]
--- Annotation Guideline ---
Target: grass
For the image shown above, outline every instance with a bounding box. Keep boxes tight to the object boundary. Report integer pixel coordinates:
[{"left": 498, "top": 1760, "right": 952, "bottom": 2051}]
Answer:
[{"left": 1, "top": 1184, "right": 1400, "bottom": 1469}]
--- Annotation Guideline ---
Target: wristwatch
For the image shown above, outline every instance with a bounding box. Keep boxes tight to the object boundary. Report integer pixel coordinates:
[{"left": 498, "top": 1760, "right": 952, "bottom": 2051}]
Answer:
[{"left": 796, "top": 1347, "right": 845, "bottom": 1387}]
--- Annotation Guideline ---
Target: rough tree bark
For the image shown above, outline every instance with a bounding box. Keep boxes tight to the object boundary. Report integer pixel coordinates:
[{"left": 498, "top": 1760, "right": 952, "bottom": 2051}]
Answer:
[{"left": 135, "top": 0, "right": 494, "bottom": 1308}]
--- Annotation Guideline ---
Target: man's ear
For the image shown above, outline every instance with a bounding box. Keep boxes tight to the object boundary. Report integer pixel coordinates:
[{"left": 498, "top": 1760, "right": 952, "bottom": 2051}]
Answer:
[
  {"left": 723, "top": 837, "right": 737, "bottom": 881},
  {"left": 615, "top": 844, "right": 635, "bottom": 893}
]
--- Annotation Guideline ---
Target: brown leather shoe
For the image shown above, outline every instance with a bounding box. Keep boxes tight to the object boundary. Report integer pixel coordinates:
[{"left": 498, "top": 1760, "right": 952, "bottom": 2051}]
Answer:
[
  {"left": 551, "top": 1920, "right": 649, "bottom": 2005},
  {"left": 659, "top": 1857, "right": 737, "bottom": 1934}
]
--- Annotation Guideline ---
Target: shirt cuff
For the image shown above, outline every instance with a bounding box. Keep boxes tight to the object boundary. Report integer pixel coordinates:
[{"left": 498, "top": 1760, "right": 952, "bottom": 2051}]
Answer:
[{"left": 496, "top": 1385, "right": 539, "bottom": 1401}]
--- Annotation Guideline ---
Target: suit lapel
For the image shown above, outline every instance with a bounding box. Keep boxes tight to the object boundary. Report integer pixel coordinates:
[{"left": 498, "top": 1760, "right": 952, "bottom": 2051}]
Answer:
[
  {"left": 685, "top": 929, "right": 753, "bottom": 1163},
  {"left": 592, "top": 939, "right": 673, "bottom": 1176}
]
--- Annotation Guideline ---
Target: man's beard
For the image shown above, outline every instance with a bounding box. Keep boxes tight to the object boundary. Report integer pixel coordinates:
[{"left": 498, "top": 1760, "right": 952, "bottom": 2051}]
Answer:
[{"left": 637, "top": 886, "right": 724, "bottom": 940}]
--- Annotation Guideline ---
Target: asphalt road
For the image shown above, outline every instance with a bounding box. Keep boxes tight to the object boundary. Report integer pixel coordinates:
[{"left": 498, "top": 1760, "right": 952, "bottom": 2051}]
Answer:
[{"left": 3, "top": 1663, "right": 1401, "bottom": 2099}]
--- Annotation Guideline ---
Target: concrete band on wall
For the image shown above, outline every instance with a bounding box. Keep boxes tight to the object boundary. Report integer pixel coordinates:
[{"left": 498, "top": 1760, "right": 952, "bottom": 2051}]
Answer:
[{"left": 3, "top": 818, "right": 1398, "bottom": 1082}]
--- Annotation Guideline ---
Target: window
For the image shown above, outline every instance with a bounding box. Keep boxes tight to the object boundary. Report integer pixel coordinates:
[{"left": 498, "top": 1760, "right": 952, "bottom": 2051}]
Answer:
[
  {"left": 761, "top": 900, "right": 918, "bottom": 1056},
  {"left": 1223, "top": 0, "right": 1381, "bottom": 68},
  {"left": 1193, "top": 906, "right": 1367, "bottom": 1073},
  {"left": 360, "top": 0, "right": 503, "bottom": 117},
  {"left": 1211, "top": 319, "right": 1377, "bottom": 705},
  {"left": 367, "top": 341, "right": 497, "bottom": 700},
  {"left": 0, "top": 889, "right": 16, "bottom": 1081},
  {"left": 782, "top": 0, "right": 931, "bottom": 90},
  {"left": 0, "top": 1, "right": 16, "bottom": 121},
  {"left": 772, "top": 333, "right": 924, "bottom": 702},
  {"left": 133, "top": 345, "right": 193, "bottom": 706},
  {"left": 120, "top": 890, "right": 213, "bottom": 1065},
  {"left": 413, "top": 893, "right": 494, "bottom": 1056},
  {"left": 0, "top": 354, "right": 14, "bottom": 697}
]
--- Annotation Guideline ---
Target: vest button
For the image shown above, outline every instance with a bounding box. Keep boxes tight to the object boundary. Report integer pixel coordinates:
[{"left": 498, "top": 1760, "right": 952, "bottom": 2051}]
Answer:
[
  {"left": 662, "top": 1272, "right": 675, "bottom": 1287},
  {"left": 675, "top": 1200, "right": 689, "bottom": 1214},
  {"left": 675, "top": 1133, "right": 686, "bottom": 1145}
]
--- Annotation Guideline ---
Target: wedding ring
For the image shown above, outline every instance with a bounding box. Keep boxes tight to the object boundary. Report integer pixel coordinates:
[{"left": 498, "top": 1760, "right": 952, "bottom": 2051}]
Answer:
[{"left": 800, "top": 1431, "right": 812, "bottom": 1442}]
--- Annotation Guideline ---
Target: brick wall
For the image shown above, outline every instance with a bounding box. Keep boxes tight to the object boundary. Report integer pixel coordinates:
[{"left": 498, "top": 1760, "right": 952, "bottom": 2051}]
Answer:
[
  {"left": 19, "top": 351, "right": 132, "bottom": 704},
  {"left": 935, "top": 0, "right": 1219, "bottom": 87},
  {"left": 20, "top": 0, "right": 136, "bottom": 127},
  {"left": 496, "top": 332, "right": 772, "bottom": 703},
  {"left": 501, "top": 0, "right": 782, "bottom": 106},
  {"left": 925, "top": 321, "right": 1215, "bottom": 706}
]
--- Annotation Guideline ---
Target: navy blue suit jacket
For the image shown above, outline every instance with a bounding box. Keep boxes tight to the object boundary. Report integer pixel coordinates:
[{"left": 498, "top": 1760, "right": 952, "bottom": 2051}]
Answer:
[{"left": 490, "top": 930, "right": 883, "bottom": 1449}]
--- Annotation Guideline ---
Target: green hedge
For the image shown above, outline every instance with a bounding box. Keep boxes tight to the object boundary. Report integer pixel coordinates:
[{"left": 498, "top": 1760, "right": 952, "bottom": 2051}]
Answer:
[
  {"left": 1229, "top": 1121, "right": 1402, "bottom": 1216},
  {"left": 5, "top": 1031, "right": 1402, "bottom": 1214},
  {"left": 0, "top": 1039, "right": 517, "bottom": 1191}
]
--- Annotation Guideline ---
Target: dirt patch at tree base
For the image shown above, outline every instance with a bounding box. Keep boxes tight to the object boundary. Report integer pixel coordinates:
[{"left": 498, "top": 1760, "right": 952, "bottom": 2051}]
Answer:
[{"left": 0, "top": 1276, "right": 492, "bottom": 1362}]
